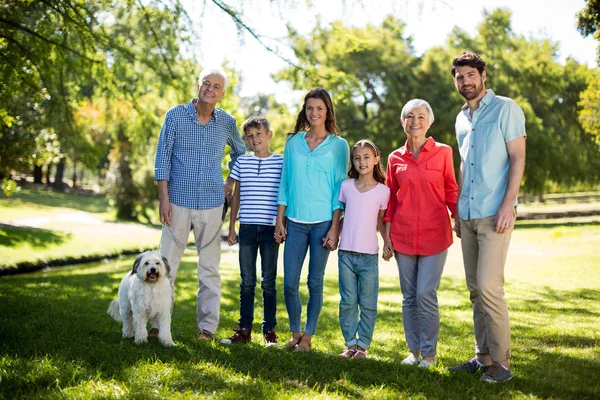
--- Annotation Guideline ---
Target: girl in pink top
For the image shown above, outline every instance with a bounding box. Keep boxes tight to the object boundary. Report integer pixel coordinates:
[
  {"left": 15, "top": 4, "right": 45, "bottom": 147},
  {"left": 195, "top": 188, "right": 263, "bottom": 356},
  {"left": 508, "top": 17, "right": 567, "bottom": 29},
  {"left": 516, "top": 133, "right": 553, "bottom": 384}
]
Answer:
[{"left": 337, "top": 140, "right": 390, "bottom": 360}]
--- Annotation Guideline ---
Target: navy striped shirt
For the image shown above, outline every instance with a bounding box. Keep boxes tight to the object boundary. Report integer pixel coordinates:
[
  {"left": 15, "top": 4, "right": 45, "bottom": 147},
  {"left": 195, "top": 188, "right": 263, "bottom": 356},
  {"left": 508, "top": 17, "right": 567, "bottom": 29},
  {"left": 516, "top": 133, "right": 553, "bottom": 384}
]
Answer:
[
  {"left": 230, "top": 153, "right": 283, "bottom": 225},
  {"left": 154, "top": 99, "right": 246, "bottom": 209}
]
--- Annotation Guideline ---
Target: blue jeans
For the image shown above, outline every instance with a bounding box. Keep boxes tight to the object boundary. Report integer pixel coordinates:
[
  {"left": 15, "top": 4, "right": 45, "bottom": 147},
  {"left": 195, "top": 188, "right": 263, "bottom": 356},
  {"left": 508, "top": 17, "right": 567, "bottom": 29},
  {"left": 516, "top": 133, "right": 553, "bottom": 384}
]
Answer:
[
  {"left": 338, "top": 250, "right": 379, "bottom": 349},
  {"left": 238, "top": 224, "right": 279, "bottom": 333},
  {"left": 395, "top": 250, "right": 447, "bottom": 357},
  {"left": 283, "top": 220, "right": 332, "bottom": 336}
]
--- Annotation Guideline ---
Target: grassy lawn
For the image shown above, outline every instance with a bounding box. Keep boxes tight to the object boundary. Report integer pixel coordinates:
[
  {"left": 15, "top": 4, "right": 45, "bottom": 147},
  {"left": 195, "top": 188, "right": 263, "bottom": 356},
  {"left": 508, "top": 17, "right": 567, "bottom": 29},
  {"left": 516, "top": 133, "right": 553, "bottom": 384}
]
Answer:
[
  {"left": 0, "top": 217, "right": 599, "bottom": 398},
  {"left": 0, "top": 187, "right": 162, "bottom": 269}
]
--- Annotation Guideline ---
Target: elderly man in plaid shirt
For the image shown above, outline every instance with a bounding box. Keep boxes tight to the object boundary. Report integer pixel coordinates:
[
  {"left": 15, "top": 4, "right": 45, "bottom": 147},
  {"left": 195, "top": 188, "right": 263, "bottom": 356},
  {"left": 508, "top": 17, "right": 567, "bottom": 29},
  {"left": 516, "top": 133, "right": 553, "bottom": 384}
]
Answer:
[{"left": 154, "top": 68, "right": 246, "bottom": 341}]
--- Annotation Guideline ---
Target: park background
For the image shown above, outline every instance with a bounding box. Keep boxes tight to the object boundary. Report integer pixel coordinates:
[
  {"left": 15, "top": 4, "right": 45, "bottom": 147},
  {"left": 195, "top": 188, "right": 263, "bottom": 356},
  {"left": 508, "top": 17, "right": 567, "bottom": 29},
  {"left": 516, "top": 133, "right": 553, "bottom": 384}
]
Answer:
[{"left": 0, "top": 0, "right": 599, "bottom": 399}]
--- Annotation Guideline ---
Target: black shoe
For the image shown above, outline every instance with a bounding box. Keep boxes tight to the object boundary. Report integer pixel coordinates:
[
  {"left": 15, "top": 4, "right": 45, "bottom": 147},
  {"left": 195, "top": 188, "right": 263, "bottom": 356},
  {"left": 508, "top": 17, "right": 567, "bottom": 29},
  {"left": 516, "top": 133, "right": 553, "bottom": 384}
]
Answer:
[{"left": 449, "top": 357, "right": 490, "bottom": 374}]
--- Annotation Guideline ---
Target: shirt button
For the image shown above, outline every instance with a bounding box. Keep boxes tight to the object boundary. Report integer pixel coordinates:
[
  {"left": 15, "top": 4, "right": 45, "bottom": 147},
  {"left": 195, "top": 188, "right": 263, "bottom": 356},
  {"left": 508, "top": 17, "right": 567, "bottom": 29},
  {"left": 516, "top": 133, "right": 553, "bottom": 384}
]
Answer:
[
  {"left": 471, "top": 197, "right": 474, "bottom": 200},
  {"left": 470, "top": 163, "right": 474, "bottom": 166}
]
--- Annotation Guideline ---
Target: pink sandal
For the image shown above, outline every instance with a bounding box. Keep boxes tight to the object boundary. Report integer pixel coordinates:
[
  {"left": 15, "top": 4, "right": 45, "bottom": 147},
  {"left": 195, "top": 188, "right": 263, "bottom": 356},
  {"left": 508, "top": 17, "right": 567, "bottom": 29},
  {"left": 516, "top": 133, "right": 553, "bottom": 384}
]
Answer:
[
  {"left": 338, "top": 348, "right": 356, "bottom": 359},
  {"left": 353, "top": 349, "right": 367, "bottom": 359}
]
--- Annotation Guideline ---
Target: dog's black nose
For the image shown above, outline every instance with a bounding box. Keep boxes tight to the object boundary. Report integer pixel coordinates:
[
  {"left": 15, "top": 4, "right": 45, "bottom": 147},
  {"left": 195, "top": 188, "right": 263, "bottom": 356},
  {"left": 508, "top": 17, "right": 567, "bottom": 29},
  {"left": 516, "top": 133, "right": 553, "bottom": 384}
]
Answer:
[{"left": 150, "top": 267, "right": 156, "bottom": 273}]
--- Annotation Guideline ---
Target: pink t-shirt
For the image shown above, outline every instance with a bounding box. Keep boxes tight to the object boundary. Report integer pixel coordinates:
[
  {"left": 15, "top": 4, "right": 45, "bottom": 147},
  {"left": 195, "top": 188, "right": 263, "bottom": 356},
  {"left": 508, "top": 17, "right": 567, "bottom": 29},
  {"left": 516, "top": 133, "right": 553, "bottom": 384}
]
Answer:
[{"left": 339, "top": 179, "right": 391, "bottom": 255}]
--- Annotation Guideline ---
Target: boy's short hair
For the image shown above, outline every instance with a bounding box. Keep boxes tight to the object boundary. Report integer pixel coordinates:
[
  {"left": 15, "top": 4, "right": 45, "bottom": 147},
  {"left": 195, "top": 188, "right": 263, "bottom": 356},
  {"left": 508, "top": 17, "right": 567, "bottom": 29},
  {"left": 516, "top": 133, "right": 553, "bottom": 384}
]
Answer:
[
  {"left": 241, "top": 116, "right": 271, "bottom": 135},
  {"left": 451, "top": 51, "right": 487, "bottom": 77}
]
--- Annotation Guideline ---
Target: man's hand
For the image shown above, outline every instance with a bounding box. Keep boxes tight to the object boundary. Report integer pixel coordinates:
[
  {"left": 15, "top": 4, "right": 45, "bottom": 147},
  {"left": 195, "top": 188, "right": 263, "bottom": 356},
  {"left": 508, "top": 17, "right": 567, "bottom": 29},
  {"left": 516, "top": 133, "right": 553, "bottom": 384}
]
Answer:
[
  {"left": 274, "top": 220, "right": 287, "bottom": 244},
  {"left": 453, "top": 219, "right": 461, "bottom": 238},
  {"left": 495, "top": 203, "right": 516, "bottom": 234},
  {"left": 159, "top": 198, "right": 172, "bottom": 225}
]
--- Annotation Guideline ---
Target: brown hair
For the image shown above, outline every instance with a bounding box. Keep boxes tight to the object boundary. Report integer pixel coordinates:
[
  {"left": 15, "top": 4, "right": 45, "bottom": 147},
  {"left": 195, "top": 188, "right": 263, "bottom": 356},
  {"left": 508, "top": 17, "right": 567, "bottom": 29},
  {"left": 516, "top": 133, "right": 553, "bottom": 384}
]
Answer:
[
  {"left": 289, "top": 87, "right": 341, "bottom": 136},
  {"left": 348, "top": 139, "right": 386, "bottom": 184},
  {"left": 241, "top": 116, "right": 270, "bottom": 135},
  {"left": 451, "top": 51, "right": 487, "bottom": 77}
]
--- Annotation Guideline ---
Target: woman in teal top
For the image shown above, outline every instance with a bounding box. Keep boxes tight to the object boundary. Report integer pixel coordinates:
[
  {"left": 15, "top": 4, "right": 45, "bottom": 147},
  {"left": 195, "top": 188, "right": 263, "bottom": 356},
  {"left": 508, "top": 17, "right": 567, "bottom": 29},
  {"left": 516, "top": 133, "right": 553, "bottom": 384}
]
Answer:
[{"left": 275, "top": 87, "right": 350, "bottom": 352}]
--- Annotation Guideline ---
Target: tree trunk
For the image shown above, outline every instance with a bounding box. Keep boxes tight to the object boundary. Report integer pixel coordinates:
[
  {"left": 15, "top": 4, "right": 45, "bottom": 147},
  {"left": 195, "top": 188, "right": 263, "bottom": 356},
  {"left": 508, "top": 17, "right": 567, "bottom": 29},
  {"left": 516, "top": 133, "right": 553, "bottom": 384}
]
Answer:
[
  {"left": 53, "top": 159, "right": 66, "bottom": 191},
  {"left": 72, "top": 158, "right": 77, "bottom": 188},
  {"left": 45, "top": 164, "right": 53, "bottom": 185},
  {"left": 33, "top": 165, "right": 43, "bottom": 184}
]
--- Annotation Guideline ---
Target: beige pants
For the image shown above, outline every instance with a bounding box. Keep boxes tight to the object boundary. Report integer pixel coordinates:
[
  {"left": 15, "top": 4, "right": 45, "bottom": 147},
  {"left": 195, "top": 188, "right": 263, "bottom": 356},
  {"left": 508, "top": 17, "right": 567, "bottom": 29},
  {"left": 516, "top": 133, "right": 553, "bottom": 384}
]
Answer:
[
  {"left": 460, "top": 215, "right": 512, "bottom": 362},
  {"left": 160, "top": 203, "right": 223, "bottom": 334}
]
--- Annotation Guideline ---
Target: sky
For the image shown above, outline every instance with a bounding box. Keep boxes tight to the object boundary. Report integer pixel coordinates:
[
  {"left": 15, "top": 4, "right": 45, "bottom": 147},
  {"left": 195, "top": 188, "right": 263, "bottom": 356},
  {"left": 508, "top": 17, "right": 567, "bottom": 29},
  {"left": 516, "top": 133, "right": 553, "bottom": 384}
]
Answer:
[{"left": 184, "top": 0, "right": 597, "bottom": 108}]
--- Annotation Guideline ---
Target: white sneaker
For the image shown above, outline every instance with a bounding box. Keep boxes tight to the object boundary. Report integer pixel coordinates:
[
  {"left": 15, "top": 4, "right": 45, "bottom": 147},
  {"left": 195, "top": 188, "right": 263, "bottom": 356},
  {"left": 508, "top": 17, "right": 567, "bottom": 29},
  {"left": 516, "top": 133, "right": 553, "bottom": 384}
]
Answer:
[
  {"left": 401, "top": 353, "right": 420, "bottom": 365},
  {"left": 418, "top": 359, "right": 436, "bottom": 368}
]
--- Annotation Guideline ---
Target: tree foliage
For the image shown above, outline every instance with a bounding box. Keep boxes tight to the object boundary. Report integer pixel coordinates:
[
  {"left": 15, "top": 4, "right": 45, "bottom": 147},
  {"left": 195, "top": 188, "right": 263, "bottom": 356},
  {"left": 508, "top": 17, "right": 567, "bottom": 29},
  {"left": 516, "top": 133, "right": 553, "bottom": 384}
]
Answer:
[{"left": 276, "top": 8, "right": 600, "bottom": 195}]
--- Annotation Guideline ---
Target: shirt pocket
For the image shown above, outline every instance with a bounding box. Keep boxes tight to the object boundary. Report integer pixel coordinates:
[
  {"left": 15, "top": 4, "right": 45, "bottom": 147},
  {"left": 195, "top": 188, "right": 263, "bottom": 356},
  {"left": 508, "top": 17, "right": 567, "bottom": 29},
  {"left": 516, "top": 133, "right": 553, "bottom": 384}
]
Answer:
[{"left": 425, "top": 162, "right": 443, "bottom": 186}]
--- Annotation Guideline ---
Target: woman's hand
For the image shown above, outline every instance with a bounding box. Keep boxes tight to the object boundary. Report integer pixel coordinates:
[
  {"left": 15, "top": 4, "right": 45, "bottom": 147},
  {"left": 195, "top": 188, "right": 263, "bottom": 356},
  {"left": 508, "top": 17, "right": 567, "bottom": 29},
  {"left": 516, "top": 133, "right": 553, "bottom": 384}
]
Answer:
[
  {"left": 274, "top": 220, "right": 287, "bottom": 243},
  {"left": 323, "top": 226, "right": 339, "bottom": 251},
  {"left": 227, "top": 227, "right": 238, "bottom": 246},
  {"left": 382, "top": 238, "right": 394, "bottom": 261}
]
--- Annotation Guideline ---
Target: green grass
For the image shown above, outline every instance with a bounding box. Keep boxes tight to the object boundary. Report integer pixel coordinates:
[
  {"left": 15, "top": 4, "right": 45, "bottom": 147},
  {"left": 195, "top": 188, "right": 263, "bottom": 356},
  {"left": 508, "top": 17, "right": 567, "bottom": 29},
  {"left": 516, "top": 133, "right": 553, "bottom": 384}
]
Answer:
[
  {"left": 0, "top": 187, "right": 161, "bottom": 269},
  {"left": 1, "top": 219, "right": 599, "bottom": 399}
]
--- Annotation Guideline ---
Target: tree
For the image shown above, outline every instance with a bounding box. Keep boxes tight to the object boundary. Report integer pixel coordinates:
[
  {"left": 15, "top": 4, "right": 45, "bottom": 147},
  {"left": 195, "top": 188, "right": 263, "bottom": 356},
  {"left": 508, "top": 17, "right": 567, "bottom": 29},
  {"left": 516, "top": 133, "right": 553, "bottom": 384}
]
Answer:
[{"left": 577, "top": 0, "right": 600, "bottom": 63}]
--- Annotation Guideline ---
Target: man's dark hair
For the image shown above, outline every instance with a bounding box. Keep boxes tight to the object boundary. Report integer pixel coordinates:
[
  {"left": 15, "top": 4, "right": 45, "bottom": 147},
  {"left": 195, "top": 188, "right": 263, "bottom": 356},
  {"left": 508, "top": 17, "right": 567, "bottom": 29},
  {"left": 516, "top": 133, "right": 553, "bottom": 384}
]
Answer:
[
  {"left": 241, "top": 116, "right": 270, "bottom": 134},
  {"left": 451, "top": 51, "right": 487, "bottom": 77}
]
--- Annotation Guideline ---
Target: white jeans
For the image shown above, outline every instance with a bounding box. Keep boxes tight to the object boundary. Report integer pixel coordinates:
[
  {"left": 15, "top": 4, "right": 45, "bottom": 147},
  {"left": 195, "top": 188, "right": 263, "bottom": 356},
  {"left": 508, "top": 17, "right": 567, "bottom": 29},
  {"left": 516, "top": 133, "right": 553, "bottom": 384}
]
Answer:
[{"left": 160, "top": 203, "right": 223, "bottom": 334}]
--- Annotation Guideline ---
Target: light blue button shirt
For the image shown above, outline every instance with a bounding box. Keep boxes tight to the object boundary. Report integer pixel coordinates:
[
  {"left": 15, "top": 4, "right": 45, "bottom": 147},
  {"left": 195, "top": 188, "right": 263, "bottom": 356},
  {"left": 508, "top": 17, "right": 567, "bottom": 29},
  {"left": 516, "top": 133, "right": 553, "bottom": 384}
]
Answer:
[
  {"left": 277, "top": 132, "right": 350, "bottom": 223},
  {"left": 455, "top": 89, "right": 526, "bottom": 220}
]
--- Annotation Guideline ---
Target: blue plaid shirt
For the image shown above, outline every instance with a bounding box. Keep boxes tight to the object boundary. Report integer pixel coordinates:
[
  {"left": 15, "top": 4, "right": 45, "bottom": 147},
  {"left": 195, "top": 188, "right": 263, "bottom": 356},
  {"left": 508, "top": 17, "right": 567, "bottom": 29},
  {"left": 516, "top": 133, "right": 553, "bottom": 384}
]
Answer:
[{"left": 154, "top": 99, "right": 246, "bottom": 209}]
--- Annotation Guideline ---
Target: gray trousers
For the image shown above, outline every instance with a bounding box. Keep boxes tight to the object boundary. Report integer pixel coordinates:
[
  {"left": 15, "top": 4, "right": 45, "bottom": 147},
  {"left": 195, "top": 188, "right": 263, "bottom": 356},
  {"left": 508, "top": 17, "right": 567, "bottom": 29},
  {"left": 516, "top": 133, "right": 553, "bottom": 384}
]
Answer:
[
  {"left": 395, "top": 250, "right": 447, "bottom": 357},
  {"left": 160, "top": 203, "right": 224, "bottom": 334}
]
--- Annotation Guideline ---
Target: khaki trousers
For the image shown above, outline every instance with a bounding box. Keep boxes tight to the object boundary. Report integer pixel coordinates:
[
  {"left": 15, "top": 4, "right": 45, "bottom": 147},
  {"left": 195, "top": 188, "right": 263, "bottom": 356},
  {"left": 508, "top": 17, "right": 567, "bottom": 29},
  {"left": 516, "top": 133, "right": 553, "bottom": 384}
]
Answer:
[
  {"left": 460, "top": 215, "right": 512, "bottom": 362},
  {"left": 160, "top": 203, "right": 223, "bottom": 334}
]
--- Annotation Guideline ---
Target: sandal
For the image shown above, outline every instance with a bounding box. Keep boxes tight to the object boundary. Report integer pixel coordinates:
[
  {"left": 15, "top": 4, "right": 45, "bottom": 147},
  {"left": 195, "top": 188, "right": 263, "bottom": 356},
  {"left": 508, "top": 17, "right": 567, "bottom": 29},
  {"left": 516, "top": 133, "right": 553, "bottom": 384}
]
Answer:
[
  {"left": 283, "top": 334, "right": 302, "bottom": 350},
  {"left": 338, "top": 348, "right": 356, "bottom": 359},
  {"left": 353, "top": 349, "right": 367, "bottom": 359},
  {"left": 293, "top": 337, "right": 311, "bottom": 352}
]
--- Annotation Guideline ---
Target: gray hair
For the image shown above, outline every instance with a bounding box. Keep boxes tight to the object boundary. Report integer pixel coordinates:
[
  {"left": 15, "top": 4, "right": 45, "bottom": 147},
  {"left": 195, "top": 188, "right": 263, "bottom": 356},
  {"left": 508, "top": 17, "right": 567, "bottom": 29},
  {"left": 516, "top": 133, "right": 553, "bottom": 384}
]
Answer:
[
  {"left": 198, "top": 67, "right": 229, "bottom": 91},
  {"left": 400, "top": 99, "right": 435, "bottom": 124}
]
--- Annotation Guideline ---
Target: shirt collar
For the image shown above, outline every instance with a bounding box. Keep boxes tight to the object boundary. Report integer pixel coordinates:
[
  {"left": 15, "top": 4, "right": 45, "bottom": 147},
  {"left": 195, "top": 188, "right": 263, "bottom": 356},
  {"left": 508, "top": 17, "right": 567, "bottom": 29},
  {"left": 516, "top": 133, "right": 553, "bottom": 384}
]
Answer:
[
  {"left": 461, "top": 88, "right": 496, "bottom": 112},
  {"left": 187, "top": 98, "right": 220, "bottom": 122},
  {"left": 399, "top": 136, "right": 435, "bottom": 156}
]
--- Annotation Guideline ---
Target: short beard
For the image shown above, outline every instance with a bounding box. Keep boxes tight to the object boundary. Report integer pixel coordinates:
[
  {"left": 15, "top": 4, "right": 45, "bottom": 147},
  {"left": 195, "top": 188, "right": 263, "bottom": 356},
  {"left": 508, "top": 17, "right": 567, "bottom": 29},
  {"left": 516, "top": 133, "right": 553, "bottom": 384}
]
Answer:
[{"left": 460, "top": 79, "right": 484, "bottom": 101}]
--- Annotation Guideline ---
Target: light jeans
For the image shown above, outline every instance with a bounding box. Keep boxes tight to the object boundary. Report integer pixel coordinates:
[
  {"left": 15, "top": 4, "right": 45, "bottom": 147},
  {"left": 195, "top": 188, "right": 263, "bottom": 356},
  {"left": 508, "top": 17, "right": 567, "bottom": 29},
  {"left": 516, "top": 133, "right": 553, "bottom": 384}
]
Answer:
[
  {"left": 395, "top": 250, "right": 447, "bottom": 357},
  {"left": 160, "top": 203, "right": 223, "bottom": 334},
  {"left": 283, "top": 220, "right": 332, "bottom": 336},
  {"left": 338, "top": 250, "right": 379, "bottom": 350}
]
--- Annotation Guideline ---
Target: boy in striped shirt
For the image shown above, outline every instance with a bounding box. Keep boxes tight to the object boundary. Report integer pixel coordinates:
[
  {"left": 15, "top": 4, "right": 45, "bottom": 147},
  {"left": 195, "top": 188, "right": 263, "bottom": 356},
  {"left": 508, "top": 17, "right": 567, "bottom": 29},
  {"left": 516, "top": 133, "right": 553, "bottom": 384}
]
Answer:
[{"left": 220, "top": 116, "right": 283, "bottom": 347}]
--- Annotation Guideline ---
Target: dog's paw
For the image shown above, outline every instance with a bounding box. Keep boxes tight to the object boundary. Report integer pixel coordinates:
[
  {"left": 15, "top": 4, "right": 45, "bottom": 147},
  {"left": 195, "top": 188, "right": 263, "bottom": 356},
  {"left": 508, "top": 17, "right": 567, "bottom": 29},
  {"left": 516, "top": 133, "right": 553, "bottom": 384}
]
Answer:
[
  {"left": 161, "top": 339, "right": 176, "bottom": 347},
  {"left": 134, "top": 336, "right": 148, "bottom": 344}
]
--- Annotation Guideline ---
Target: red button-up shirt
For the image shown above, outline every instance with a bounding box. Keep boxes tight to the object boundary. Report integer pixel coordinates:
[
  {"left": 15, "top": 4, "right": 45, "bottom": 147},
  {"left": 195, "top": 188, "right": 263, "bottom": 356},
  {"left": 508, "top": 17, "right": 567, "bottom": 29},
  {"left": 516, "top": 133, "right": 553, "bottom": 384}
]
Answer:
[{"left": 384, "top": 137, "right": 458, "bottom": 256}]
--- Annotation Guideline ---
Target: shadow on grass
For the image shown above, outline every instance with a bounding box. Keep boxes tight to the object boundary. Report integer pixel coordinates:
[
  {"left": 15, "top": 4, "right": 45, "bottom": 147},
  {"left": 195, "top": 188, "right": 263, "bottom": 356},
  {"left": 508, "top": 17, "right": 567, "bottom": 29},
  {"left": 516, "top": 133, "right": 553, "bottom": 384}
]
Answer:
[
  {"left": 0, "top": 224, "right": 67, "bottom": 248},
  {"left": 0, "top": 259, "right": 598, "bottom": 399}
]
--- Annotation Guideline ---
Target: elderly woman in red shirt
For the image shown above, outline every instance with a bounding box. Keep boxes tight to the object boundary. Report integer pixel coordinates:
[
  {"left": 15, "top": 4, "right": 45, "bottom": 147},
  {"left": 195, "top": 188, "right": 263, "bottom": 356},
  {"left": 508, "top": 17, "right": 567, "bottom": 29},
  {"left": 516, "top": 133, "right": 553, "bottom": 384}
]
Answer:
[{"left": 383, "top": 98, "right": 458, "bottom": 368}]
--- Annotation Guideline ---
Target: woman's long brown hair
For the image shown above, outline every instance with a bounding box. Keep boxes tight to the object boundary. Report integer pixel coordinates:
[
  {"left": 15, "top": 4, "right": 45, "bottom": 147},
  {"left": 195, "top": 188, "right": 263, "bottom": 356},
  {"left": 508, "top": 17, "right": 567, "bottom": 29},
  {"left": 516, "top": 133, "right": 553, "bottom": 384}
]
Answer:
[{"left": 289, "top": 87, "right": 341, "bottom": 136}]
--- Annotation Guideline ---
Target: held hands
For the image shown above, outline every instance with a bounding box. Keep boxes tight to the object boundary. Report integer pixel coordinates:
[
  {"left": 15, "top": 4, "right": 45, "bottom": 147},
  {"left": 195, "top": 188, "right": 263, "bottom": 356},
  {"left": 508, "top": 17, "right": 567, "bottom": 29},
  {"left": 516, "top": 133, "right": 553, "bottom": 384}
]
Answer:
[
  {"left": 274, "top": 220, "right": 287, "bottom": 244},
  {"left": 322, "top": 227, "right": 339, "bottom": 251},
  {"left": 224, "top": 179, "right": 234, "bottom": 200},
  {"left": 382, "top": 238, "right": 394, "bottom": 261},
  {"left": 227, "top": 228, "right": 238, "bottom": 246}
]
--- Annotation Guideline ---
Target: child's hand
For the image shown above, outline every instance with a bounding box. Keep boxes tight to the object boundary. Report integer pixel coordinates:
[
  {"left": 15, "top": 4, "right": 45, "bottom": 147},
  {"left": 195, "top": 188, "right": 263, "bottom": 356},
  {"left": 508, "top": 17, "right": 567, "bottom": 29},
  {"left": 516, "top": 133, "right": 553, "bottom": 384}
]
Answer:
[
  {"left": 274, "top": 222, "right": 287, "bottom": 243},
  {"left": 323, "top": 229, "right": 339, "bottom": 251},
  {"left": 382, "top": 240, "right": 394, "bottom": 261},
  {"left": 227, "top": 229, "right": 238, "bottom": 246}
]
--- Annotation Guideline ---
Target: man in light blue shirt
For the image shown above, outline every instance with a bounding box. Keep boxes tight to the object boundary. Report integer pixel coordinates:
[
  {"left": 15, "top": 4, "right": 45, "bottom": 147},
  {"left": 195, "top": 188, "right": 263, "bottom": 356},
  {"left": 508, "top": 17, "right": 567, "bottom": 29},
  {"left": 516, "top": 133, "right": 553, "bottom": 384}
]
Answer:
[
  {"left": 448, "top": 52, "right": 526, "bottom": 383},
  {"left": 154, "top": 68, "right": 246, "bottom": 341}
]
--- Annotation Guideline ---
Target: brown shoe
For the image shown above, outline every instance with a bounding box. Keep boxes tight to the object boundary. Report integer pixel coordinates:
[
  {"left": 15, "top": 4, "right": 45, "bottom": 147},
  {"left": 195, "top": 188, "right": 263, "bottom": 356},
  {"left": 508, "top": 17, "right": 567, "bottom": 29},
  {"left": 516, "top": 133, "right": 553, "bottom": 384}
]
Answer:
[
  {"left": 283, "top": 334, "right": 302, "bottom": 350},
  {"left": 293, "top": 337, "right": 311, "bottom": 352},
  {"left": 196, "top": 329, "right": 215, "bottom": 341},
  {"left": 148, "top": 328, "right": 159, "bottom": 338}
]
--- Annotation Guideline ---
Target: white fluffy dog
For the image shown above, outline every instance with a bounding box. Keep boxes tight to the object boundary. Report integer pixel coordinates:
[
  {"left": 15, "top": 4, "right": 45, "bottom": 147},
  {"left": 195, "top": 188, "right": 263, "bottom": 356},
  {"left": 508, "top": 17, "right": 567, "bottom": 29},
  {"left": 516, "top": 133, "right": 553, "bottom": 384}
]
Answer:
[{"left": 107, "top": 251, "right": 175, "bottom": 346}]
